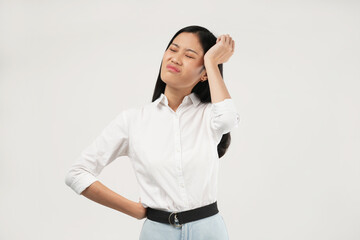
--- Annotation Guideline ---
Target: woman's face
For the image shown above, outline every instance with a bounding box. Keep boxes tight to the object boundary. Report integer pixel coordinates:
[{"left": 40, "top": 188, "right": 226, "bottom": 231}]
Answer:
[{"left": 160, "top": 32, "right": 207, "bottom": 91}]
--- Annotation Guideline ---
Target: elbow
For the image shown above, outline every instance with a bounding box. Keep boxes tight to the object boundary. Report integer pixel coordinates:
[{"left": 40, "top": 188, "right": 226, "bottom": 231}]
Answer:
[
  {"left": 64, "top": 167, "right": 83, "bottom": 195},
  {"left": 64, "top": 166, "right": 98, "bottom": 195},
  {"left": 211, "top": 112, "right": 240, "bottom": 134},
  {"left": 64, "top": 169, "right": 74, "bottom": 188}
]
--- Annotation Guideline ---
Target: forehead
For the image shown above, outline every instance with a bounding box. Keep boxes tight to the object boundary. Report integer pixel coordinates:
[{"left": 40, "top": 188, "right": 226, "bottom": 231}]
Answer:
[{"left": 171, "top": 32, "right": 203, "bottom": 54}]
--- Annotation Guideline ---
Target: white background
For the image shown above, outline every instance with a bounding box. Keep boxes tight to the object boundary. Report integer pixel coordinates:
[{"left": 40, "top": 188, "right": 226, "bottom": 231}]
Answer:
[{"left": 0, "top": 0, "right": 359, "bottom": 239}]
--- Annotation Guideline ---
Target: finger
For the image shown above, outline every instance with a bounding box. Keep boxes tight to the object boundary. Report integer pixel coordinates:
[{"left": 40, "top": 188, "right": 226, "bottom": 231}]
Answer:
[
  {"left": 226, "top": 34, "right": 231, "bottom": 44},
  {"left": 220, "top": 35, "right": 226, "bottom": 43},
  {"left": 224, "top": 34, "right": 229, "bottom": 43}
]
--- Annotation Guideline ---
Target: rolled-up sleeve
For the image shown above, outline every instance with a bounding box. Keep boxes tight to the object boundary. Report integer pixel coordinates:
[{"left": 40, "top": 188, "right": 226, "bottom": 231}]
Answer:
[
  {"left": 65, "top": 111, "right": 130, "bottom": 195},
  {"left": 210, "top": 98, "right": 240, "bottom": 144}
]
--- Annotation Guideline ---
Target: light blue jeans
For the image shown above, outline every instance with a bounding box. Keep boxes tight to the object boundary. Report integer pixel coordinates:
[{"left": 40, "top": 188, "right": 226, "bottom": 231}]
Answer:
[{"left": 139, "top": 212, "right": 229, "bottom": 240}]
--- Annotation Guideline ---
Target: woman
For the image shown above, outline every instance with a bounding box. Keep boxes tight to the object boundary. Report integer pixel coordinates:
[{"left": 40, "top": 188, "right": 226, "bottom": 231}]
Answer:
[{"left": 65, "top": 25, "right": 240, "bottom": 239}]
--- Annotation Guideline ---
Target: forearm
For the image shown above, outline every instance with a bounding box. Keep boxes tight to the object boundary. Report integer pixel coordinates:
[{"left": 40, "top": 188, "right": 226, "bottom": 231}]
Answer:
[
  {"left": 81, "top": 180, "right": 139, "bottom": 219},
  {"left": 204, "top": 60, "right": 231, "bottom": 103}
]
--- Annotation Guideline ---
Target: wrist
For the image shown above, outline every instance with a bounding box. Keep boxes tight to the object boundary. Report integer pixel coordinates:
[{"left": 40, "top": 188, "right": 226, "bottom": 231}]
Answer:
[
  {"left": 128, "top": 200, "right": 140, "bottom": 218},
  {"left": 204, "top": 58, "right": 218, "bottom": 67}
]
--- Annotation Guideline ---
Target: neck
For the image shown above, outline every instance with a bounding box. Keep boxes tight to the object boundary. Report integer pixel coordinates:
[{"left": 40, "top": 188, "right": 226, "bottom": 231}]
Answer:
[{"left": 164, "top": 86, "right": 191, "bottom": 111}]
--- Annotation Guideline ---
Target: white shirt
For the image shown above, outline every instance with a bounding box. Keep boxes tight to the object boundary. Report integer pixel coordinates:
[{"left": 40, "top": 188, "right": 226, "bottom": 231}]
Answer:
[{"left": 65, "top": 92, "right": 240, "bottom": 212}]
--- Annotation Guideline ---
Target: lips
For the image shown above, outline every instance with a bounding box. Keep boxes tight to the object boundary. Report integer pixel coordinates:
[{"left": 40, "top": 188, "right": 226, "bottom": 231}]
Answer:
[{"left": 166, "top": 64, "right": 180, "bottom": 72}]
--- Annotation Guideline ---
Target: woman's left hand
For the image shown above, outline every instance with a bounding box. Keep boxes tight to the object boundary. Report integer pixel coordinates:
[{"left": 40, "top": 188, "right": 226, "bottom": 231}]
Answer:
[{"left": 204, "top": 34, "right": 235, "bottom": 65}]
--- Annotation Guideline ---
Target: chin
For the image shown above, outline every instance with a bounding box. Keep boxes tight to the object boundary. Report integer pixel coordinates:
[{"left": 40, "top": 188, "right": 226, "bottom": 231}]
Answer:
[{"left": 161, "top": 71, "right": 177, "bottom": 83}]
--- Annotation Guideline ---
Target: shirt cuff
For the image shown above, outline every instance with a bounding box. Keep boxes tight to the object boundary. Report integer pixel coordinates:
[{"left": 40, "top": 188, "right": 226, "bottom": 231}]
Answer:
[
  {"left": 65, "top": 170, "right": 98, "bottom": 195},
  {"left": 211, "top": 98, "right": 240, "bottom": 133}
]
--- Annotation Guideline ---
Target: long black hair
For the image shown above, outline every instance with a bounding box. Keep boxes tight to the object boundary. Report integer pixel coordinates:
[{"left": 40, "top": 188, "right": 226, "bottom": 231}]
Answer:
[{"left": 151, "top": 25, "right": 231, "bottom": 158}]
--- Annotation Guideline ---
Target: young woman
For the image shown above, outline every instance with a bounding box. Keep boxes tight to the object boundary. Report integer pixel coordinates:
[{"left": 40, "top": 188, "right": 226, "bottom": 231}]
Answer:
[{"left": 65, "top": 25, "right": 240, "bottom": 239}]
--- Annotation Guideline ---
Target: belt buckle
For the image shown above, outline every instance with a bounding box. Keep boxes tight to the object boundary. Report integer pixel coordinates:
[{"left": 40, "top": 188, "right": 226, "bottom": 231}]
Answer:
[{"left": 168, "top": 212, "right": 183, "bottom": 228}]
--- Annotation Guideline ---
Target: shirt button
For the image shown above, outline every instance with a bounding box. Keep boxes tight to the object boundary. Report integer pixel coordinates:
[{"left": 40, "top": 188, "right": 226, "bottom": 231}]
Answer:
[
  {"left": 180, "top": 183, "right": 184, "bottom": 188},
  {"left": 176, "top": 148, "right": 180, "bottom": 152}
]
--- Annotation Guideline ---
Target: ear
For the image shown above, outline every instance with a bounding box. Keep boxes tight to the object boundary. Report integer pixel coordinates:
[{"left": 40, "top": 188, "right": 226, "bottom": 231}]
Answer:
[{"left": 200, "top": 69, "right": 208, "bottom": 82}]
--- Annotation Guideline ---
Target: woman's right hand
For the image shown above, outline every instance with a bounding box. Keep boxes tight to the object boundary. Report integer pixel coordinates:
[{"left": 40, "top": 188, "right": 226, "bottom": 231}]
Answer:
[{"left": 133, "top": 199, "right": 147, "bottom": 220}]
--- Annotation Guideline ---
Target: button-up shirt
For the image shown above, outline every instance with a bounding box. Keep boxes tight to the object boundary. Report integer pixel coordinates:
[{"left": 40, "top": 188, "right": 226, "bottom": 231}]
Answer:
[{"left": 65, "top": 92, "right": 240, "bottom": 212}]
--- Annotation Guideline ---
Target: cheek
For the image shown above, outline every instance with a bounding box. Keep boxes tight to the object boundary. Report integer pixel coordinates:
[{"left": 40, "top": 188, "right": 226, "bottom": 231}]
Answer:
[
  {"left": 163, "top": 51, "right": 171, "bottom": 60},
  {"left": 186, "top": 64, "right": 203, "bottom": 76}
]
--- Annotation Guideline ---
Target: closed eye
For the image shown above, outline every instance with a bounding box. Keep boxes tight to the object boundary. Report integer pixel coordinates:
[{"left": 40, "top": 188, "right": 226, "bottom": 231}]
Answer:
[{"left": 169, "top": 49, "right": 195, "bottom": 58}]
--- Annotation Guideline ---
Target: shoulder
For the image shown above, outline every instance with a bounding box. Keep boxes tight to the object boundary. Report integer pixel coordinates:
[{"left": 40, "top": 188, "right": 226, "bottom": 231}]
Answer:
[
  {"left": 115, "top": 106, "right": 140, "bottom": 122},
  {"left": 115, "top": 100, "right": 156, "bottom": 122}
]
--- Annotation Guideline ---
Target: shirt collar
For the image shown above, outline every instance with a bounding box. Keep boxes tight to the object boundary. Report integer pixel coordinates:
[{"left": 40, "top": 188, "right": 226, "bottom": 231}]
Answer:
[{"left": 155, "top": 92, "right": 201, "bottom": 107}]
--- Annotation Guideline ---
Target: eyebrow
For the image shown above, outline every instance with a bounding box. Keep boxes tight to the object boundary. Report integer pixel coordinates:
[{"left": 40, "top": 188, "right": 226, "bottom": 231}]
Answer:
[{"left": 171, "top": 43, "right": 199, "bottom": 55}]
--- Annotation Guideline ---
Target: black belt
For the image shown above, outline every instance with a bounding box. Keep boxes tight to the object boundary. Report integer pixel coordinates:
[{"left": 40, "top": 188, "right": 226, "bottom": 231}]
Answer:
[{"left": 146, "top": 201, "right": 219, "bottom": 228}]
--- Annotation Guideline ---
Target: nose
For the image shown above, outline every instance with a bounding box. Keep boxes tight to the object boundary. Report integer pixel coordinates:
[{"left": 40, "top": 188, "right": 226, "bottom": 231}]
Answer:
[
  {"left": 171, "top": 58, "right": 182, "bottom": 67},
  {"left": 171, "top": 54, "right": 181, "bottom": 65}
]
